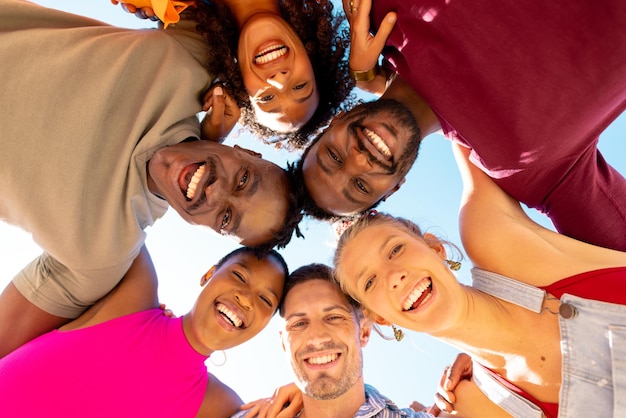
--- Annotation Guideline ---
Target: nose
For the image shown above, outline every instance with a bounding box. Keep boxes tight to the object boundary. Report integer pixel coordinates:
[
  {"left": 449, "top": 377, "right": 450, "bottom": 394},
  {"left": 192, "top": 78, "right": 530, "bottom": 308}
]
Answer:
[
  {"left": 203, "top": 178, "right": 227, "bottom": 206},
  {"left": 346, "top": 146, "right": 372, "bottom": 172},
  {"left": 266, "top": 70, "right": 289, "bottom": 89},
  {"left": 235, "top": 290, "right": 252, "bottom": 311},
  {"left": 388, "top": 270, "right": 406, "bottom": 291},
  {"left": 306, "top": 321, "right": 332, "bottom": 347}
]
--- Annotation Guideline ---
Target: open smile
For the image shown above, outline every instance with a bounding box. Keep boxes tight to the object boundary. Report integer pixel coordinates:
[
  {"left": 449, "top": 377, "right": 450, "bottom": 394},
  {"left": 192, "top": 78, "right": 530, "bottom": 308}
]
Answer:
[
  {"left": 216, "top": 302, "right": 246, "bottom": 330},
  {"left": 254, "top": 43, "right": 288, "bottom": 65},
  {"left": 178, "top": 160, "right": 217, "bottom": 202},
  {"left": 304, "top": 352, "right": 340, "bottom": 367},
  {"left": 402, "top": 278, "right": 433, "bottom": 311}
]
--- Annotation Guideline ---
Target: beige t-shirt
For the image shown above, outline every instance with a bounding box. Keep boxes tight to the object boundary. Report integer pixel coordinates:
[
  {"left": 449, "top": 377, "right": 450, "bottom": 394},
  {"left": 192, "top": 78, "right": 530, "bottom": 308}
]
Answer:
[{"left": 0, "top": 0, "right": 213, "bottom": 317}]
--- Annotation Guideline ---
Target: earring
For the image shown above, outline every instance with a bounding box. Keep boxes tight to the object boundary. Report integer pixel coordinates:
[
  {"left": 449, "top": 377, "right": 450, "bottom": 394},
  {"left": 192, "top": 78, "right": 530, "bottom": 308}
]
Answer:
[
  {"left": 446, "top": 260, "right": 461, "bottom": 271},
  {"left": 209, "top": 350, "right": 227, "bottom": 367},
  {"left": 392, "top": 324, "right": 404, "bottom": 342}
]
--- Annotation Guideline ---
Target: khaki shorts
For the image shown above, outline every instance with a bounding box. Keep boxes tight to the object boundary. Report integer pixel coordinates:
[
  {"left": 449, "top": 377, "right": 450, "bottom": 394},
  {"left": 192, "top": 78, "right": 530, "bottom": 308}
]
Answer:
[{"left": 13, "top": 253, "right": 125, "bottom": 318}]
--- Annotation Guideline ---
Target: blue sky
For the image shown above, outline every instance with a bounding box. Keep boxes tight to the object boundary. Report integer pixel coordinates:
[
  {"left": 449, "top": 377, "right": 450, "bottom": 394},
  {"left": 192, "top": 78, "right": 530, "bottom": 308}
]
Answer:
[{"left": 1, "top": 0, "right": 625, "bottom": 410}]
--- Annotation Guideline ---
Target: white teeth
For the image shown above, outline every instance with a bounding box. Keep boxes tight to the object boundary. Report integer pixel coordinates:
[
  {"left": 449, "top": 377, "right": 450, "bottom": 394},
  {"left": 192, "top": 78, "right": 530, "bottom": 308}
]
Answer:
[
  {"left": 217, "top": 303, "right": 243, "bottom": 328},
  {"left": 363, "top": 128, "right": 391, "bottom": 159},
  {"left": 186, "top": 164, "right": 206, "bottom": 200},
  {"left": 255, "top": 46, "right": 287, "bottom": 64},
  {"left": 307, "top": 353, "right": 338, "bottom": 365},
  {"left": 402, "top": 279, "right": 432, "bottom": 311}
]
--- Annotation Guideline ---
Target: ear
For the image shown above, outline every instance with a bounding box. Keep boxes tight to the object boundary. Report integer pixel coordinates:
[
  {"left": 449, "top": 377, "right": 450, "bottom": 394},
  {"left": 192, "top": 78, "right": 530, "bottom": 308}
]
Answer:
[
  {"left": 279, "top": 330, "right": 287, "bottom": 352},
  {"left": 200, "top": 266, "right": 215, "bottom": 287},
  {"left": 359, "top": 317, "right": 372, "bottom": 347},
  {"left": 423, "top": 233, "right": 447, "bottom": 260},
  {"left": 363, "top": 307, "right": 391, "bottom": 326},
  {"left": 381, "top": 177, "right": 407, "bottom": 202},
  {"left": 234, "top": 144, "right": 262, "bottom": 158},
  {"left": 329, "top": 110, "right": 345, "bottom": 127}
]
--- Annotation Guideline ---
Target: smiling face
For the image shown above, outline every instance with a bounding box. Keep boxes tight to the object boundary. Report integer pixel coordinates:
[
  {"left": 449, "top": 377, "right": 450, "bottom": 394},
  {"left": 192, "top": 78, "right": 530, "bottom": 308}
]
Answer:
[
  {"left": 280, "top": 279, "right": 369, "bottom": 400},
  {"left": 302, "top": 99, "right": 421, "bottom": 216},
  {"left": 238, "top": 13, "right": 319, "bottom": 133},
  {"left": 336, "top": 223, "right": 461, "bottom": 334},
  {"left": 189, "top": 252, "right": 286, "bottom": 352},
  {"left": 147, "top": 141, "right": 289, "bottom": 246}
]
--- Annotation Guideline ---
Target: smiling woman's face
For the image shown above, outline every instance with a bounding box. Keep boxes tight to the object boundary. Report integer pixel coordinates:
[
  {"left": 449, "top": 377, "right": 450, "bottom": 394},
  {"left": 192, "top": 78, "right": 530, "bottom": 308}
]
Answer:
[{"left": 238, "top": 13, "right": 319, "bottom": 133}]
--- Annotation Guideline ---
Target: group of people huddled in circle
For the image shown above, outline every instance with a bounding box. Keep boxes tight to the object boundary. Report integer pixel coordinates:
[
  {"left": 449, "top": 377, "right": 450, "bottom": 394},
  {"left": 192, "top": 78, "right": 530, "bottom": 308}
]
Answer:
[{"left": 1, "top": 0, "right": 625, "bottom": 417}]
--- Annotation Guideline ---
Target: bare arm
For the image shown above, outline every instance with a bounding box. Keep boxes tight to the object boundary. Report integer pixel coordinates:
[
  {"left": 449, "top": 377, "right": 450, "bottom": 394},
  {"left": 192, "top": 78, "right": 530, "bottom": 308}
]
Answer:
[
  {"left": 196, "top": 373, "right": 244, "bottom": 418},
  {"left": 453, "top": 143, "right": 626, "bottom": 286},
  {"left": 60, "top": 246, "right": 159, "bottom": 330}
]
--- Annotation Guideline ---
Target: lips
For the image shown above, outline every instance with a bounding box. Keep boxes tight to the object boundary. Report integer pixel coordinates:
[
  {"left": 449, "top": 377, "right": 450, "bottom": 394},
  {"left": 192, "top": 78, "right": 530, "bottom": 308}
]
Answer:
[
  {"left": 254, "top": 44, "right": 288, "bottom": 65},
  {"left": 363, "top": 127, "right": 392, "bottom": 160},
  {"left": 306, "top": 353, "right": 339, "bottom": 365},
  {"left": 402, "top": 278, "right": 433, "bottom": 311},
  {"left": 216, "top": 302, "right": 246, "bottom": 329},
  {"left": 178, "top": 163, "right": 205, "bottom": 201}
]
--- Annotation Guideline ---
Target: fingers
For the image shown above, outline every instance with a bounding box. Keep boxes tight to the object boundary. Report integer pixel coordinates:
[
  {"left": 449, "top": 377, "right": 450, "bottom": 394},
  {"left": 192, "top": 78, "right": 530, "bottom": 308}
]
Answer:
[
  {"left": 426, "top": 404, "right": 442, "bottom": 417},
  {"left": 434, "top": 392, "right": 455, "bottom": 413},
  {"left": 208, "top": 86, "right": 225, "bottom": 125},
  {"left": 120, "top": 3, "right": 137, "bottom": 14},
  {"left": 371, "top": 11, "right": 397, "bottom": 50},
  {"left": 444, "top": 353, "right": 473, "bottom": 390}
]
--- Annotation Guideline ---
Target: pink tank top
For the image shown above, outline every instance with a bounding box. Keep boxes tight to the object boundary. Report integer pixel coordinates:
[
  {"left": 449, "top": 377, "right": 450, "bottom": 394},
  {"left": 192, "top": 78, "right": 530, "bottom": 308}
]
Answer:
[{"left": 0, "top": 309, "right": 209, "bottom": 417}]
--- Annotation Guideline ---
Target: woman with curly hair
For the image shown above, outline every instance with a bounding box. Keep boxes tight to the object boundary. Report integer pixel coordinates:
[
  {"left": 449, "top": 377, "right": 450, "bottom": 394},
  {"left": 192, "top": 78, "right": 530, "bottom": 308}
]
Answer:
[{"left": 116, "top": 0, "right": 358, "bottom": 150}]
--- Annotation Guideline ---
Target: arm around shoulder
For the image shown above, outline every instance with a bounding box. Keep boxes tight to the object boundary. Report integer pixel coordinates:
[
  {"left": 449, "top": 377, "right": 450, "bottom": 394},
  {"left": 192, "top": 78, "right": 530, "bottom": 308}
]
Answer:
[{"left": 196, "top": 373, "right": 243, "bottom": 418}]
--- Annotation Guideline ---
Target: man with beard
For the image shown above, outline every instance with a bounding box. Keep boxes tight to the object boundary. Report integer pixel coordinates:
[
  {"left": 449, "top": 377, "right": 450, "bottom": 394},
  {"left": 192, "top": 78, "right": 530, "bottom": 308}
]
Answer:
[
  {"left": 0, "top": 0, "right": 301, "bottom": 359},
  {"left": 293, "top": 77, "right": 430, "bottom": 220},
  {"left": 296, "top": 0, "right": 626, "bottom": 252},
  {"left": 233, "top": 263, "right": 438, "bottom": 417}
]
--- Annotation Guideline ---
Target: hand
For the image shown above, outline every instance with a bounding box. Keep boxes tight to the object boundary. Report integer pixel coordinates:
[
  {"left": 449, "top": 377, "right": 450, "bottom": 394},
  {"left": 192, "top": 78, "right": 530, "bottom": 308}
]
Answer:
[
  {"left": 239, "top": 383, "right": 303, "bottom": 418},
  {"left": 110, "top": 0, "right": 158, "bottom": 21},
  {"left": 434, "top": 353, "right": 473, "bottom": 413},
  {"left": 158, "top": 303, "right": 176, "bottom": 318},
  {"left": 409, "top": 400, "right": 441, "bottom": 416},
  {"left": 200, "top": 84, "right": 241, "bottom": 143},
  {"left": 344, "top": 0, "right": 397, "bottom": 73}
]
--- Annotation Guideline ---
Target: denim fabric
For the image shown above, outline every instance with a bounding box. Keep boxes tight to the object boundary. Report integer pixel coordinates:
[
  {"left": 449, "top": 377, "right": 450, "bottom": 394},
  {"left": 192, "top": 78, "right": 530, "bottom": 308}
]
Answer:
[
  {"left": 558, "top": 294, "right": 626, "bottom": 418},
  {"left": 471, "top": 268, "right": 626, "bottom": 418}
]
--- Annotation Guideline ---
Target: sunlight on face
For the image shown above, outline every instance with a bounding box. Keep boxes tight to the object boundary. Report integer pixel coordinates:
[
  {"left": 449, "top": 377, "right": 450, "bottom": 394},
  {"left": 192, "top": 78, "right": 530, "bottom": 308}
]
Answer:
[{"left": 238, "top": 12, "right": 319, "bottom": 132}]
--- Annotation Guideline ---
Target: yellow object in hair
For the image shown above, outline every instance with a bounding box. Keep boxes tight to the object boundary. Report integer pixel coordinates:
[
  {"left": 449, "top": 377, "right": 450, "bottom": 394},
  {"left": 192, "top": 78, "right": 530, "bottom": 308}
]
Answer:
[{"left": 127, "top": 0, "right": 191, "bottom": 28}]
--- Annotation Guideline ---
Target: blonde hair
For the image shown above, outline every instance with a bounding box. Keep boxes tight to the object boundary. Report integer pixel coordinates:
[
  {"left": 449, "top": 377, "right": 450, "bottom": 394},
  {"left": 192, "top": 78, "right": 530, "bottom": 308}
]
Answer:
[{"left": 333, "top": 212, "right": 462, "bottom": 302}]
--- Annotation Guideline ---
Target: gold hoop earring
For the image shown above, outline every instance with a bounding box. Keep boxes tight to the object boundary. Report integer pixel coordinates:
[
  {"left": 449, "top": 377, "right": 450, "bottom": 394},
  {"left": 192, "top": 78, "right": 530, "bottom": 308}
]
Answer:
[
  {"left": 392, "top": 324, "right": 404, "bottom": 342},
  {"left": 446, "top": 260, "right": 461, "bottom": 271}
]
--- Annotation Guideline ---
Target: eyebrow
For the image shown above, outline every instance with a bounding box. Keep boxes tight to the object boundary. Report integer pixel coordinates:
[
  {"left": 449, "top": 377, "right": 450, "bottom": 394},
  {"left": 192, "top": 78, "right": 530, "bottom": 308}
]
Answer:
[
  {"left": 231, "top": 171, "right": 260, "bottom": 236},
  {"left": 285, "top": 304, "right": 351, "bottom": 321},
  {"left": 354, "top": 235, "right": 395, "bottom": 283}
]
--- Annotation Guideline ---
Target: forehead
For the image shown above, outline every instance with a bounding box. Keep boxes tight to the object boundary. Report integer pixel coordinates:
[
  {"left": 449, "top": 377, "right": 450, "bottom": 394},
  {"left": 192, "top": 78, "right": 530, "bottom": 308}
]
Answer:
[
  {"left": 283, "top": 279, "right": 351, "bottom": 314},
  {"left": 220, "top": 253, "right": 285, "bottom": 290}
]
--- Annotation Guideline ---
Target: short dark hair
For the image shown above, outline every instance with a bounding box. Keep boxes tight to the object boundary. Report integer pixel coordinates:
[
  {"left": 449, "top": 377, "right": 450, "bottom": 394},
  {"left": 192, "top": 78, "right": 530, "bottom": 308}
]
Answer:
[
  {"left": 215, "top": 246, "right": 290, "bottom": 312},
  {"left": 278, "top": 263, "right": 360, "bottom": 317},
  {"left": 252, "top": 167, "right": 305, "bottom": 254}
]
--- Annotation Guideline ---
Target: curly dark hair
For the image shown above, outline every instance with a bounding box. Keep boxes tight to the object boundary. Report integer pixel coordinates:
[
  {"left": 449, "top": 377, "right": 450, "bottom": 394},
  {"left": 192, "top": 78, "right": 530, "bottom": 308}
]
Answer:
[
  {"left": 195, "top": 0, "right": 356, "bottom": 150},
  {"left": 251, "top": 165, "right": 305, "bottom": 254}
]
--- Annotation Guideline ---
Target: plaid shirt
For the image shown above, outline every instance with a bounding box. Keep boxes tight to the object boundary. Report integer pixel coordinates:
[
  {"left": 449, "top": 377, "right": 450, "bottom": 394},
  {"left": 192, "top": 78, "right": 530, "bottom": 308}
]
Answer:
[{"left": 232, "top": 384, "right": 433, "bottom": 418}]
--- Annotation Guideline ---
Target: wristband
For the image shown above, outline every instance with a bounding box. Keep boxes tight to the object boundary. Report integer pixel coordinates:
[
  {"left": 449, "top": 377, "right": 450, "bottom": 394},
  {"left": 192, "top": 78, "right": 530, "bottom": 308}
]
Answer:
[{"left": 349, "top": 64, "right": 380, "bottom": 82}]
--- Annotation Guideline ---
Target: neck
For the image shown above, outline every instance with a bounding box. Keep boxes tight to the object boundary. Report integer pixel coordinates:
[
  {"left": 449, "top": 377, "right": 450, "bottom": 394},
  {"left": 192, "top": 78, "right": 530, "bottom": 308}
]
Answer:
[
  {"left": 432, "top": 285, "right": 532, "bottom": 367},
  {"left": 182, "top": 312, "right": 214, "bottom": 356},
  {"left": 299, "top": 379, "right": 366, "bottom": 418},
  {"left": 381, "top": 74, "right": 441, "bottom": 137},
  {"left": 222, "top": 0, "right": 281, "bottom": 28}
]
